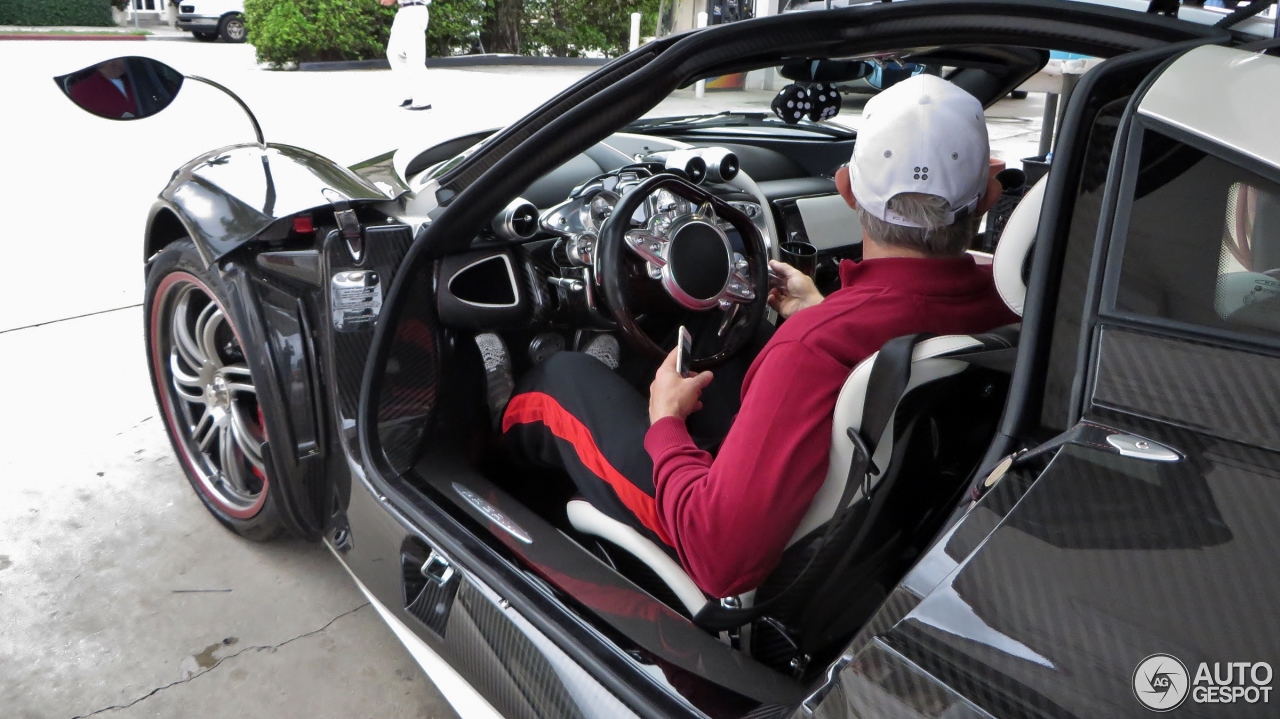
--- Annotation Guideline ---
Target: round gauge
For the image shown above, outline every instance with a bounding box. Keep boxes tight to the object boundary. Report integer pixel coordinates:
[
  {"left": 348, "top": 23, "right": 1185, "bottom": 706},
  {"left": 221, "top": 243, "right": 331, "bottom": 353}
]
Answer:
[{"left": 580, "top": 191, "right": 620, "bottom": 232}]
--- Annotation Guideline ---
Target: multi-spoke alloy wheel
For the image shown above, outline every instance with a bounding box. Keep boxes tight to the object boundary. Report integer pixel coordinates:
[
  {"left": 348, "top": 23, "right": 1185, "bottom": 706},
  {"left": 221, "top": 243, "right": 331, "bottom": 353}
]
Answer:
[{"left": 147, "top": 240, "right": 282, "bottom": 539}]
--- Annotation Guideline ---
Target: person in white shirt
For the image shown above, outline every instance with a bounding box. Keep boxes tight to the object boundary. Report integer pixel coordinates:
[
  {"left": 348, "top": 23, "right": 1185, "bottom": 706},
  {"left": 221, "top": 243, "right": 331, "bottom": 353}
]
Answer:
[{"left": 381, "top": 0, "right": 432, "bottom": 110}]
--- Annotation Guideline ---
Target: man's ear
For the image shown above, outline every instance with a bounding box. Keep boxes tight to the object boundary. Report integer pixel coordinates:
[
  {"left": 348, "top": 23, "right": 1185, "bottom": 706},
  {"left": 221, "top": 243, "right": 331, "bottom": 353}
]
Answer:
[
  {"left": 974, "top": 174, "right": 1003, "bottom": 217},
  {"left": 835, "top": 165, "right": 858, "bottom": 210}
]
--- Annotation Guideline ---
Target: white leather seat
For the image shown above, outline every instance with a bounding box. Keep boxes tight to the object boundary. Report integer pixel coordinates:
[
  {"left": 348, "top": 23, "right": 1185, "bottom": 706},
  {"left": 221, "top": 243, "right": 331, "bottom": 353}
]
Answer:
[{"left": 568, "top": 174, "right": 1048, "bottom": 613}]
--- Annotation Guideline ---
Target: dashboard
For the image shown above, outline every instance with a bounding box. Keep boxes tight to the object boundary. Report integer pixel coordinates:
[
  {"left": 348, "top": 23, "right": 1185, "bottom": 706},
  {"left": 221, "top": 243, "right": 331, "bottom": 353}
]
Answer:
[{"left": 422, "top": 130, "right": 863, "bottom": 334}]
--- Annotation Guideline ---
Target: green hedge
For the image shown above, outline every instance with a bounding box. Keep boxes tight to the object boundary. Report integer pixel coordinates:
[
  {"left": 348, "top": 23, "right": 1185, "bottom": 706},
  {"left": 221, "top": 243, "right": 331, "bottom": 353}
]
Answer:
[
  {"left": 245, "top": 0, "right": 663, "bottom": 68},
  {"left": 0, "top": 0, "right": 114, "bottom": 26},
  {"left": 245, "top": 0, "right": 396, "bottom": 68}
]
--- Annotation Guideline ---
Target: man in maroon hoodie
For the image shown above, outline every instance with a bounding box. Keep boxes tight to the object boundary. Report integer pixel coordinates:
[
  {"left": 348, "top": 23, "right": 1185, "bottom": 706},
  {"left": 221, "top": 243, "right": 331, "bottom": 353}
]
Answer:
[{"left": 504, "top": 75, "right": 1020, "bottom": 599}]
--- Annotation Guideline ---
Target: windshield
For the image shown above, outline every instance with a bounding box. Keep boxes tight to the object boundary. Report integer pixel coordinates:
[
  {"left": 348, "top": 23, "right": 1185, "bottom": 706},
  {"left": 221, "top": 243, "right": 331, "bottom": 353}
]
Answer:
[{"left": 781, "top": 0, "right": 878, "bottom": 11}]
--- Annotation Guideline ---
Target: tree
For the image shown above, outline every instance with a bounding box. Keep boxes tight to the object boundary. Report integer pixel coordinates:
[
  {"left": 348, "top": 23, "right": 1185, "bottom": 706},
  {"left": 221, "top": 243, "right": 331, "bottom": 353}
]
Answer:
[
  {"left": 480, "top": 0, "right": 522, "bottom": 54},
  {"left": 429, "top": 0, "right": 490, "bottom": 56},
  {"left": 522, "top": 0, "right": 662, "bottom": 57}
]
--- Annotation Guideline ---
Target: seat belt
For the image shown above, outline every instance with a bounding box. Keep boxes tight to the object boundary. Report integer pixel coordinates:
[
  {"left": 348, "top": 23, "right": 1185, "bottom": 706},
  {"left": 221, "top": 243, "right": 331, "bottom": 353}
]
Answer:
[
  {"left": 840, "top": 333, "right": 933, "bottom": 505},
  {"left": 694, "top": 333, "right": 932, "bottom": 632},
  {"left": 694, "top": 332, "right": 1015, "bottom": 632}
]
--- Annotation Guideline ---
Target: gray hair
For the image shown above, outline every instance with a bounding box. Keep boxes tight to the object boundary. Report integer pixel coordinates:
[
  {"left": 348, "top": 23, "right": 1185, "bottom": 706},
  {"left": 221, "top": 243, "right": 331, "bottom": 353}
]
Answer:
[{"left": 856, "top": 193, "right": 977, "bottom": 257}]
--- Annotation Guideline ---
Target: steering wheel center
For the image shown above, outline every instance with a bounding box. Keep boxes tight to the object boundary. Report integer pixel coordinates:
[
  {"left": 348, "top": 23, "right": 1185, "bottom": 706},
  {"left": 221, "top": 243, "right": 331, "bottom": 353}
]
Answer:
[{"left": 663, "top": 218, "right": 733, "bottom": 309}]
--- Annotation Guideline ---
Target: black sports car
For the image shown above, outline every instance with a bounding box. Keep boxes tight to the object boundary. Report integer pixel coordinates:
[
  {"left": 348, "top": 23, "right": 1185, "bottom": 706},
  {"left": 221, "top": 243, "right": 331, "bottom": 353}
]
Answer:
[{"left": 59, "top": 1, "right": 1280, "bottom": 716}]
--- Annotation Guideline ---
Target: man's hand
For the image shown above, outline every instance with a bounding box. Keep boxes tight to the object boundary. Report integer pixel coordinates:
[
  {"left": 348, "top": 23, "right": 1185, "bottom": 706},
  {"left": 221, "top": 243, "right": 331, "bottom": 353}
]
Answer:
[
  {"left": 649, "top": 347, "right": 714, "bottom": 425},
  {"left": 768, "top": 260, "right": 823, "bottom": 319},
  {"left": 379, "top": 0, "right": 396, "bottom": 6}
]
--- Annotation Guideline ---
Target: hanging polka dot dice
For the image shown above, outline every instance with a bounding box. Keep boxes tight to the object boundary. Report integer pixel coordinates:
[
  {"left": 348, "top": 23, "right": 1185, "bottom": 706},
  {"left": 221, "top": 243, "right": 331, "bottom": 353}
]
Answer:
[
  {"left": 806, "top": 82, "right": 842, "bottom": 122},
  {"left": 770, "top": 84, "right": 810, "bottom": 124}
]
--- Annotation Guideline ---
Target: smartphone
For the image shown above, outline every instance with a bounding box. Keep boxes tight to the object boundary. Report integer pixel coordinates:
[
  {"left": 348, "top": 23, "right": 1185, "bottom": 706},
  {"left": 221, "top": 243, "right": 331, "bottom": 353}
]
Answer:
[{"left": 676, "top": 325, "right": 693, "bottom": 378}]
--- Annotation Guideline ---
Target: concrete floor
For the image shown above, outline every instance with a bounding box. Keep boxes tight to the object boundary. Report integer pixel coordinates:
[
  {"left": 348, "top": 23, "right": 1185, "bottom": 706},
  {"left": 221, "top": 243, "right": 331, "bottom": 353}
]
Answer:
[{"left": 0, "top": 37, "right": 1047, "bottom": 718}]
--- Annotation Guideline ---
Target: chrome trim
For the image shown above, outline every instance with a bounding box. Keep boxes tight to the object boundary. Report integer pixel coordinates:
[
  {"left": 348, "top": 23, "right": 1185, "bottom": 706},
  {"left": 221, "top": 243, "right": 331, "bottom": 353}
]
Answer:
[
  {"left": 330, "top": 270, "right": 383, "bottom": 331},
  {"left": 1105, "top": 434, "right": 1181, "bottom": 462},
  {"left": 664, "top": 150, "right": 708, "bottom": 185},
  {"left": 421, "top": 549, "right": 457, "bottom": 586},
  {"left": 452, "top": 482, "right": 534, "bottom": 543},
  {"left": 491, "top": 196, "right": 540, "bottom": 241},
  {"left": 579, "top": 190, "right": 621, "bottom": 234},
  {"left": 445, "top": 254, "right": 521, "bottom": 309},
  {"left": 624, "top": 208, "right": 756, "bottom": 312},
  {"left": 699, "top": 147, "right": 740, "bottom": 183}
]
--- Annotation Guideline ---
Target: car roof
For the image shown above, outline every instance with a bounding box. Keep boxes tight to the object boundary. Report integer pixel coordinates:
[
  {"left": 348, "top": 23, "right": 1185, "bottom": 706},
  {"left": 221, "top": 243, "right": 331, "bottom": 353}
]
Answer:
[
  {"left": 1139, "top": 44, "right": 1280, "bottom": 172},
  {"left": 783, "top": 0, "right": 1277, "bottom": 38}
]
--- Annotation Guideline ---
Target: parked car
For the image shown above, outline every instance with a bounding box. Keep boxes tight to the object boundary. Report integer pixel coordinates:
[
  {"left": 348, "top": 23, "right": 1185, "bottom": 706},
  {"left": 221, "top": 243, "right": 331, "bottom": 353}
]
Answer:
[
  {"left": 58, "top": 0, "right": 1280, "bottom": 716},
  {"left": 175, "top": 0, "right": 246, "bottom": 43}
]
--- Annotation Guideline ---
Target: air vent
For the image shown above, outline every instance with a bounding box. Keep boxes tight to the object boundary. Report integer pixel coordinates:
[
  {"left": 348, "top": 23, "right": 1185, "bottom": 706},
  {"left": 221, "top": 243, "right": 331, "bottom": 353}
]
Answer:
[
  {"left": 491, "top": 197, "right": 540, "bottom": 241},
  {"left": 447, "top": 254, "right": 519, "bottom": 307},
  {"left": 665, "top": 150, "right": 708, "bottom": 185},
  {"left": 700, "top": 147, "right": 740, "bottom": 183}
]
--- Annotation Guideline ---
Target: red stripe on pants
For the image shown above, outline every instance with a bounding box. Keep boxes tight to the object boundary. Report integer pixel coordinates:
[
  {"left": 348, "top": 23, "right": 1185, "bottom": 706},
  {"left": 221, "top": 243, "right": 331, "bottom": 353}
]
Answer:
[{"left": 503, "top": 392, "right": 674, "bottom": 547}]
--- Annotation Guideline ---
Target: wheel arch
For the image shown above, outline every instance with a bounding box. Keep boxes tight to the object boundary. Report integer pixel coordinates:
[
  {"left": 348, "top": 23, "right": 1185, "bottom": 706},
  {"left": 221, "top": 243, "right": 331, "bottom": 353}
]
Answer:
[
  {"left": 146, "top": 238, "right": 329, "bottom": 540},
  {"left": 146, "top": 204, "right": 193, "bottom": 264}
]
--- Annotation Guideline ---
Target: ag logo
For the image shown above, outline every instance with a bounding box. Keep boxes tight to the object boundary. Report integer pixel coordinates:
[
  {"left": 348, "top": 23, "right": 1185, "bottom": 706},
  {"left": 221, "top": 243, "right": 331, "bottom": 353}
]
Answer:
[{"left": 1134, "top": 654, "right": 1190, "bottom": 711}]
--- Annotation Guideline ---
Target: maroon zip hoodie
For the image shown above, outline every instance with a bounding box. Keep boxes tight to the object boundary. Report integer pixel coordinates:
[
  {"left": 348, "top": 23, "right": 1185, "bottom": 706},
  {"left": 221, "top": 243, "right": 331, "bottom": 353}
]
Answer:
[{"left": 643, "top": 255, "right": 1020, "bottom": 597}]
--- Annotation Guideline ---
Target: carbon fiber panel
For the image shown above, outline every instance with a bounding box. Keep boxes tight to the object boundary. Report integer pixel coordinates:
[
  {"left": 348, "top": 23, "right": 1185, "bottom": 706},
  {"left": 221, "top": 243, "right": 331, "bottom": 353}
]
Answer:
[
  {"left": 375, "top": 262, "right": 441, "bottom": 471},
  {"left": 323, "top": 225, "right": 416, "bottom": 422},
  {"left": 884, "top": 434, "right": 1280, "bottom": 718},
  {"left": 401, "top": 539, "right": 460, "bottom": 638},
  {"left": 444, "top": 580, "right": 593, "bottom": 719},
  {"left": 322, "top": 224, "right": 434, "bottom": 470},
  {"left": 843, "top": 586, "right": 922, "bottom": 660},
  {"left": 1037, "top": 98, "right": 1129, "bottom": 432},
  {"left": 1092, "top": 327, "right": 1280, "bottom": 452},
  {"left": 808, "top": 639, "right": 993, "bottom": 719}
]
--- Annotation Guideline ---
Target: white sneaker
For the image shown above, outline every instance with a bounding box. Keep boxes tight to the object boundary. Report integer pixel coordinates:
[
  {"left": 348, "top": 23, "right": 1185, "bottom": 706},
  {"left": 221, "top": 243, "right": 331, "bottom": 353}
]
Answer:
[
  {"left": 581, "top": 334, "right": 620, "bottom": 370},
  {"left": 475, "top": 333, "right": 513, "bottom": 424}
]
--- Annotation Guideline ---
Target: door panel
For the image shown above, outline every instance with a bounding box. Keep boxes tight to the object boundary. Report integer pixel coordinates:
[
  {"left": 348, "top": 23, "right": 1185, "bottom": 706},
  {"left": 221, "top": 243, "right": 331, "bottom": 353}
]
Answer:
[
  {"left": 1091, "top": 327, "right": 1280, "bottom": 452},
  {"left": 883, "top": 430, "right": 1280, "bottom": 719}
]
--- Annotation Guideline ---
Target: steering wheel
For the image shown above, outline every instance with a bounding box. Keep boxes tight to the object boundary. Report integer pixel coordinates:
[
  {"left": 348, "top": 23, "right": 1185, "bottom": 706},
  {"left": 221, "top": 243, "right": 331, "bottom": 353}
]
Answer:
[{"left": 598, "top": 172, "right": 769, "bottom": 369}]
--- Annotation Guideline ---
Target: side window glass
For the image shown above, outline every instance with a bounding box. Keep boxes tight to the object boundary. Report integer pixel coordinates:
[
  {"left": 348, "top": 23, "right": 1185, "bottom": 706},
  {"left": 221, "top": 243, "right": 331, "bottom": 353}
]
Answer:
[
  {"left": 1217, "top": 182, "right": 1280, "bottom": 332},
  {"left": 1113, "top": 129, "right": 1280, "bottom": 341}
]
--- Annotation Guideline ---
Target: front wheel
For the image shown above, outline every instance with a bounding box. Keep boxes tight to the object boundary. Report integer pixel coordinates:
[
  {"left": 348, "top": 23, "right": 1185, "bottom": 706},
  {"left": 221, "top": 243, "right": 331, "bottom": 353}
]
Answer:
[
  {"left": 219, "top": 14, "right": 247, "bottom": 43},
  {"left": 146, "top": 239, "right": 283, "bottom": 540}
]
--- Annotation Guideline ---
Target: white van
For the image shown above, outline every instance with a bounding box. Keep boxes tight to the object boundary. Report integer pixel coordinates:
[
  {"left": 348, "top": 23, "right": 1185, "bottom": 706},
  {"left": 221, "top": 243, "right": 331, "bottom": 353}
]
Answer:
[{"left": 175, "top": 0, "right": 246, "bottom": 43}]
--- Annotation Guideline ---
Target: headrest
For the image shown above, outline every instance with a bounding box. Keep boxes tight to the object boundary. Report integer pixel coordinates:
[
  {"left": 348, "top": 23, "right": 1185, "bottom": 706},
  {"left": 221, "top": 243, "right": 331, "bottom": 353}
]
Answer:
[{"left": 992, "top": 173, "right": 1048, "bottom": 317}]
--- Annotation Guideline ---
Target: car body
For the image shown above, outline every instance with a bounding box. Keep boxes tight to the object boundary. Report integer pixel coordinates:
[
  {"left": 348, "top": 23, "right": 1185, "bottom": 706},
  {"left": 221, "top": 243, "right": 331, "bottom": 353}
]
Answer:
[
  {"left": 175, "top": 0, "right": 246, "bottom": 43},
  {"left": 64, "top": 0, "right": 1280, "bottom": 716}
]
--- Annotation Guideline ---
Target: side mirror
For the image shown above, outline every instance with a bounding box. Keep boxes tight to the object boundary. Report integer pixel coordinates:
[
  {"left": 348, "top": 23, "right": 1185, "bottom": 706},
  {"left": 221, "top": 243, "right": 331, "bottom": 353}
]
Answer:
[{"left": 54, "top": 56, "right": 183, "bottom": 121}]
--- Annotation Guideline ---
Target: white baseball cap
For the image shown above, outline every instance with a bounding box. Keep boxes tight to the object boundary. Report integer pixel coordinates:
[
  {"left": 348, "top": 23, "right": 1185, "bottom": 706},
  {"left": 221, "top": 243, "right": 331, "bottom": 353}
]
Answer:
[{"left": 850, "top": 74, "right": 989, "bottom": 228}]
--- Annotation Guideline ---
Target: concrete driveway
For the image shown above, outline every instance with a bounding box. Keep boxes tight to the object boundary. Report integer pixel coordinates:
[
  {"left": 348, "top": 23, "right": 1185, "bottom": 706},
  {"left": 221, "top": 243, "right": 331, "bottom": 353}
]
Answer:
[
  {"left": 0, "top": 38, "right": 1047, "bottom": 718},
  {"left": 0, "top": 40, "right": 593, "bottom": 719}
]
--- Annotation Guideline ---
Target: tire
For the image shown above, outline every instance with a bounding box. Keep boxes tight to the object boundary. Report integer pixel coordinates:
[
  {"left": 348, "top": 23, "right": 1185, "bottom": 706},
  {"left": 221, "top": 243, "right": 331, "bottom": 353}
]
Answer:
[
  {"left": 145, "top": 239, "right": 283, "bottom": 541},
  {"left": 218, "top": 14, "right": 247, "bottom": 43},
  {"left": 193, "top": 31, "right": 217, "bottom": 42},
  {"left": 1009, "top": 90, "right": 1029, "bottom": 100}
]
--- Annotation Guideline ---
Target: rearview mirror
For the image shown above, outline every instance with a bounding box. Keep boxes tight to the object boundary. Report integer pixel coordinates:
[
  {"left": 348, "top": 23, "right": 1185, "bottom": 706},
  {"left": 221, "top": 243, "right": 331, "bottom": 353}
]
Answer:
[
  {"left": 778, "top": 59, "right": 872, "bottom": 83},
  {"left": 54, "top": 56, "right": 183, "bottom": 121}
]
